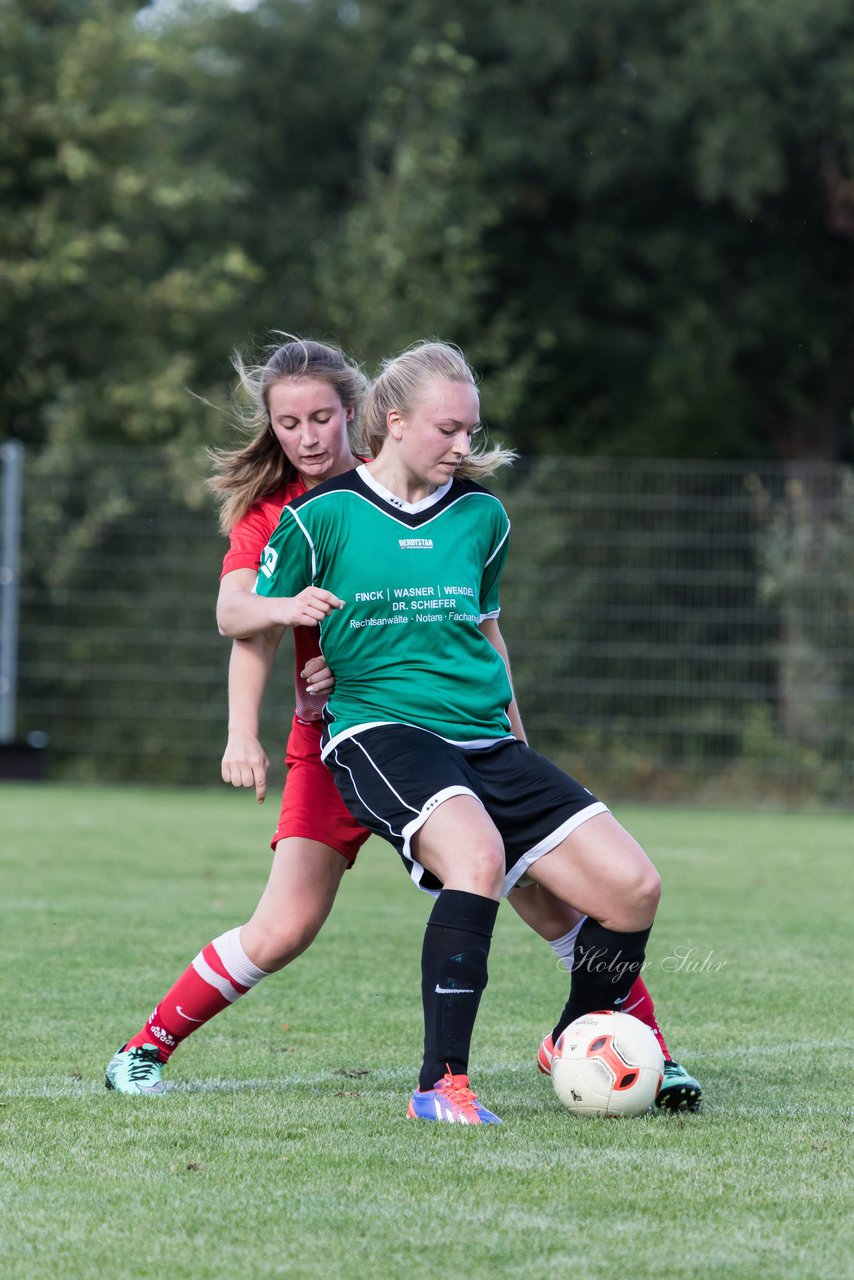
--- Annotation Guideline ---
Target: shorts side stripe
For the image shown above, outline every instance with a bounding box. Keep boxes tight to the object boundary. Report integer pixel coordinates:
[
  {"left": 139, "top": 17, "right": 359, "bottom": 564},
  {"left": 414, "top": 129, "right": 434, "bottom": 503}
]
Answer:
[
  {"left": 503, "top": 801, "right": 610, "bottom": 894},
  {"left": 349, "top": 736, "right": 423, "bottom": 817},
  {"left": 329, "top": 746, "right": 404, "bottom": 842},
  {"left": 400, "top": 785, "right": 481, "bottom": 893}
]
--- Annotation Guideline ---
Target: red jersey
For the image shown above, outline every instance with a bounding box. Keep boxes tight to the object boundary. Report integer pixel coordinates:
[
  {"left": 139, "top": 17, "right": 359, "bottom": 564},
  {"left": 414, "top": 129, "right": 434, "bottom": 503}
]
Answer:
[{"left": 221, "top": 478, "right": 326, "bottom": 723}]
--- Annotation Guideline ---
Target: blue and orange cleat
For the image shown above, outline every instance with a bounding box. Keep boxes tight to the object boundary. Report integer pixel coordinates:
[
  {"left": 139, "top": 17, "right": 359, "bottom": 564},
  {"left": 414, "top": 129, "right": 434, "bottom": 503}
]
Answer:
[{"left": 407, "top": 1071, "right": 501, "bottom": 1124}]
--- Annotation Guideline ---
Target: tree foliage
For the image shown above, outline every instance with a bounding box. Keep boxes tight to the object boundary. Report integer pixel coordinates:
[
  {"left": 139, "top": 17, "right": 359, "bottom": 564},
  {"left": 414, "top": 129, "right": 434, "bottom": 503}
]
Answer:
[
  {"left": 5, "top": 0, "right": 853, "bottom": 789},
  {"left": 0, "top": 0, "right": 261, "bottom": 448},
  {"left": 2, "top": 0, "right": 853, "bottom": 462}
]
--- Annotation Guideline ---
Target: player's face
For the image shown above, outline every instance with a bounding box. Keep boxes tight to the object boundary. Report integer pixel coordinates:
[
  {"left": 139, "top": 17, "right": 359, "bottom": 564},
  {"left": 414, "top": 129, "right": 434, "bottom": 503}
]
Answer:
[
  {"left": 267, "top": 377, "right": 355, "bottom": 487},
  {"left": 393, "top": 379, "right": 481, "bottom": 490}
]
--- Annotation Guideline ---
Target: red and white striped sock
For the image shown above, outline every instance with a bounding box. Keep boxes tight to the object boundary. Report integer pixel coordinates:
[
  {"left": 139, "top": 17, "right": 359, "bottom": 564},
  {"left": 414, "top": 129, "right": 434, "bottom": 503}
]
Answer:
[
  {"left": 621, "top": 975, "right": 671, "bottom": 1060},
  {"left": 125, "top": 928, "right": 270, "bottom": 1062}
]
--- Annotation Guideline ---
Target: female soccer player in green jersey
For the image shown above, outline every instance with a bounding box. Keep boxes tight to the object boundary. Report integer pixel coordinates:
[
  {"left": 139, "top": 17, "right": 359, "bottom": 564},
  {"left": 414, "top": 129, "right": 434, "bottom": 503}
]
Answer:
[
  {"left": 105, "top": 336, "right": 699, "bottom": 1115},
  {"left": 254, "top": 340, "right": 667, "bottom": 1124}
]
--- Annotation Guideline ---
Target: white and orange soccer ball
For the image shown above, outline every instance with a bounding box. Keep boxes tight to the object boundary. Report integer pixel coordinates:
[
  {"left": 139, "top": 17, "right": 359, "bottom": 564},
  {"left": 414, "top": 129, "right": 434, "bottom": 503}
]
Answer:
[{"left": 551, "top": 1010, "right": 665, "bottom": 1117}]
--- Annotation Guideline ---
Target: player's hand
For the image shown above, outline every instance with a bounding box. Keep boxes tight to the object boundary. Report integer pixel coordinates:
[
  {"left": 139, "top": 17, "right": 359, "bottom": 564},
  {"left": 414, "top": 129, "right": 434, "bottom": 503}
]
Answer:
[
  {"left": 301, "top": 654, "right": 335, "bottom": 695},
  {"left": 221, "top": 733, "right": 270, "bottom": 803},
  {"left": 274, "top": 587, "right": 344, "bottom": 628}
]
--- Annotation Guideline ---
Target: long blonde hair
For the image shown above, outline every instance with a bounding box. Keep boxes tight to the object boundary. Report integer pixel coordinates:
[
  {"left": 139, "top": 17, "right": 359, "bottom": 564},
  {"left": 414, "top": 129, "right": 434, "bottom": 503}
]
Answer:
[
  {"left": 207, "top": 335, "right": 367, "bottom": 534},
  {"left": 362, "top": 340, "right": 516, "bottom": 481}
]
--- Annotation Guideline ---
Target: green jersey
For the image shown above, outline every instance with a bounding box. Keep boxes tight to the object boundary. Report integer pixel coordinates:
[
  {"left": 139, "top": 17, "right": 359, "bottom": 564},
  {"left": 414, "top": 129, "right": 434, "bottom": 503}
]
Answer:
[{"left": 255, "top": 464, "right": 514, "bottom": 751}]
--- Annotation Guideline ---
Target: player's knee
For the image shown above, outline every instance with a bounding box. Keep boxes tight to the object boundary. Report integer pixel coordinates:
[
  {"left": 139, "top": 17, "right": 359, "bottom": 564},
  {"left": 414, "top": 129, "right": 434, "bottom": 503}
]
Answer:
[
  {"left": 244, "top": 916, "right": 323, "bottom": 972},
  {"left": 639, "top": 864, "right": 661, "bottom": 915},
  {"left": 444, "top": 841, "right": 504, "bottom": 897},
  {"left": 622, "top": 861, "right": 661, "bottom": 926},
  {"left": 467, "top": 842, "right": 505, "bottom": 895}
]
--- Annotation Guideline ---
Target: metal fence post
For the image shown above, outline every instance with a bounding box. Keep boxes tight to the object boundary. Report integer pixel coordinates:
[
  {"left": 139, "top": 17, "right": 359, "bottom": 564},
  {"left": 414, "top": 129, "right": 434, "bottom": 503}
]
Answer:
[{"left": 0, "top": 439, "right": 24, "bottom": 743}]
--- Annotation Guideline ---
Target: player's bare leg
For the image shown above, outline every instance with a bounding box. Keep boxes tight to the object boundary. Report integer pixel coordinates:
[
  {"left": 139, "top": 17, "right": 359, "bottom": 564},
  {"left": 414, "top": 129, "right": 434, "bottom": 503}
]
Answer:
[
  {"left": 241, "top": 837, "right": 347, "bottom": 970},
  {"left": 105, "top": 838, "right": 347, "bottom": 1095},
  {"left": 527, "top": 812, "right": 660, "bottom": 932}
]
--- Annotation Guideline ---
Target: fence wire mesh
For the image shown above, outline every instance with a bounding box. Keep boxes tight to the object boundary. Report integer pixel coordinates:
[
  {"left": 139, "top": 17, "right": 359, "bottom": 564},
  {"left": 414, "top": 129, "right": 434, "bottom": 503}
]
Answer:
[{"left": 6, "top": 447, "right": 853, "bottom": 804}]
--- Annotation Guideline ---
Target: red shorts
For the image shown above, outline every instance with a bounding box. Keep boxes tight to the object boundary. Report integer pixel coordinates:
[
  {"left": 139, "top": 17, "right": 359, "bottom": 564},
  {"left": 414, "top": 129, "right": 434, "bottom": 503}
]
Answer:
[{"left": 271, "top": 715, "right": 372, "bottom": 865}]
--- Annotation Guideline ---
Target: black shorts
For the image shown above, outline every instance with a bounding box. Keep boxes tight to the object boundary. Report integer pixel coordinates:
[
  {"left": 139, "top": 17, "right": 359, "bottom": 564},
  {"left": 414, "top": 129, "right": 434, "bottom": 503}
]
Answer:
[{"left": 326, "top": 725, "right": 608, "bottom": 895}]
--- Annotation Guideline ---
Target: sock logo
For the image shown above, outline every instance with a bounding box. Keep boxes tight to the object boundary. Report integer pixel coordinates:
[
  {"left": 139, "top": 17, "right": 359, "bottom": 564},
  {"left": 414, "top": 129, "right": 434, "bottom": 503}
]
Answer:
[
  {"left": 434, "top": 985, "right": 475, "bottom": 995},
  {"left": 149, "top": 1023, "right": 176, "bottom": 1047},
  {"left": 176, "top": 1006, "right": 204, "bottom": 1023}
]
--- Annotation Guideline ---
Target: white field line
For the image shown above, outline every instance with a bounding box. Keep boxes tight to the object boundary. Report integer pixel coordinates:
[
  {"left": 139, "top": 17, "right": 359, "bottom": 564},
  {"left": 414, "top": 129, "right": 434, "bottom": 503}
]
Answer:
[
  {"left": 696, "top": 1040, "right": 854, "bottom": 1058},
  {"left": 2, "top": 1061, "right": 535, "bottom": 1100},
  {"left": 4, "top": 1042, "right": 852, "bottom": 1099}
]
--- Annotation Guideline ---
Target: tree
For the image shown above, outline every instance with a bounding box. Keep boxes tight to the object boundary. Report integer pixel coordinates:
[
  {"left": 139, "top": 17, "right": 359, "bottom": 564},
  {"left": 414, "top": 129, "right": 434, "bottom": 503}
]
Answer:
[
  {"left": 313, "top": 25, "right": 493, "bottom": 368},
  {"left": 0, "top": 0, "right": 258, "bottom": 450},
  {"left": 5, "top": 0, "right": 853, "bottom": 463},
  {"left": 431, "top": 0, "right": 854, "bottom": 462}
]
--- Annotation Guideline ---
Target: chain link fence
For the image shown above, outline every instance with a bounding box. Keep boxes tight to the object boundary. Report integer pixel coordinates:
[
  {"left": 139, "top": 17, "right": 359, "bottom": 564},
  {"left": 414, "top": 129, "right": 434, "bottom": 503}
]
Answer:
[{"left": 5, "top": 446, "right": 853, "bottom": 804}]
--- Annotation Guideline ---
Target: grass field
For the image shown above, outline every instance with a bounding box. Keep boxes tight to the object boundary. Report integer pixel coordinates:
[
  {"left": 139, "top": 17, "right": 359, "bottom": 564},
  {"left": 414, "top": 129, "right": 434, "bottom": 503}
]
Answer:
[{"left": 1, "top": 783, "right": 852, "bottom": 1280}]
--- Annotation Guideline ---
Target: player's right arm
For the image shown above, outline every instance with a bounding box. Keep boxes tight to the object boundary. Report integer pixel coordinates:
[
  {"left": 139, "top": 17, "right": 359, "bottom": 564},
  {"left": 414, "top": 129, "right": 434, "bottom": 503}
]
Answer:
[
  {"left": 216, "top": 568, "right": 343, "bottom": 640},
  {"left": 221, "top": 631, "right": 282, "bottom": 803}
]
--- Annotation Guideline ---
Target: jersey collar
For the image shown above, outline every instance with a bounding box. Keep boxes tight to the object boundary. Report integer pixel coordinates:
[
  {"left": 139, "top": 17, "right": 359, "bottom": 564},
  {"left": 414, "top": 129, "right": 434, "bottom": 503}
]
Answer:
[{"left": 356, "top": 463, "right": 454, "bottom": 515}]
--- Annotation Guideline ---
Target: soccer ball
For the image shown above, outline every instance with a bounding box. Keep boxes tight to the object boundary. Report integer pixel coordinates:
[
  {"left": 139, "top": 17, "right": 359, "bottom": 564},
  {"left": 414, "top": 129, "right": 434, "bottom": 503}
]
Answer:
[{"left": 551, "top": 1010, "right": 664, "bottom": 1117}]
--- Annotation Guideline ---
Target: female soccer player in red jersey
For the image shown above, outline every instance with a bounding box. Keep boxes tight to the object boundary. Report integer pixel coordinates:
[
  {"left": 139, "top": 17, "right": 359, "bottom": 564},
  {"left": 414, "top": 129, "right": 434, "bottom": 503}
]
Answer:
[{"left": 104, "top": 336, "right": 700, "bottom": 1113}]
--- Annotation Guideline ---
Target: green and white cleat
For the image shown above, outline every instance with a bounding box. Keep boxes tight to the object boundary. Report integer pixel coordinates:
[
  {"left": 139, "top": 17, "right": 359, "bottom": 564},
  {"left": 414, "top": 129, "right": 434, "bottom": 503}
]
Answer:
[
  {"left": 656, "top": 1059, "right": 702, "bottom": 1112},
  {"left": 105, "top": 1043, "right": 166, "bottom": 1096}
]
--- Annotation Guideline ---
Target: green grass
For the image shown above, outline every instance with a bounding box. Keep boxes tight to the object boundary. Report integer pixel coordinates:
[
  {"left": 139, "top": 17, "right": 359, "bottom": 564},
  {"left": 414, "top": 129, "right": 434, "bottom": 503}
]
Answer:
[{"left": 1, "top": 784, "right": 852, "bottom": 1280}]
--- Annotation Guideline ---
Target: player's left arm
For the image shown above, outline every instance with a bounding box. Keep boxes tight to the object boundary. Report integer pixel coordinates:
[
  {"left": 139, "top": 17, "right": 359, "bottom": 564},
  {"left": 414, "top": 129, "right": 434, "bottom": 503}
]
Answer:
[
  {"left": 476, "top": 505, "right": 525, "bottom": 739},
  {"left": 478, "top": 617, "right": 527, "bottom": 744}
]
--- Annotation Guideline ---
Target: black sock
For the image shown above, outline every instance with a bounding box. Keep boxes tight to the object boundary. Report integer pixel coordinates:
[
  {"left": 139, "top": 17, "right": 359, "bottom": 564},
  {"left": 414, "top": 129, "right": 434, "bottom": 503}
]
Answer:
[
  {"left": 551, "top": 917, "right": 651, "bottom": 1042},
  {"left": 419, "top": 890, "right": 499, "bottom": 1091}
]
